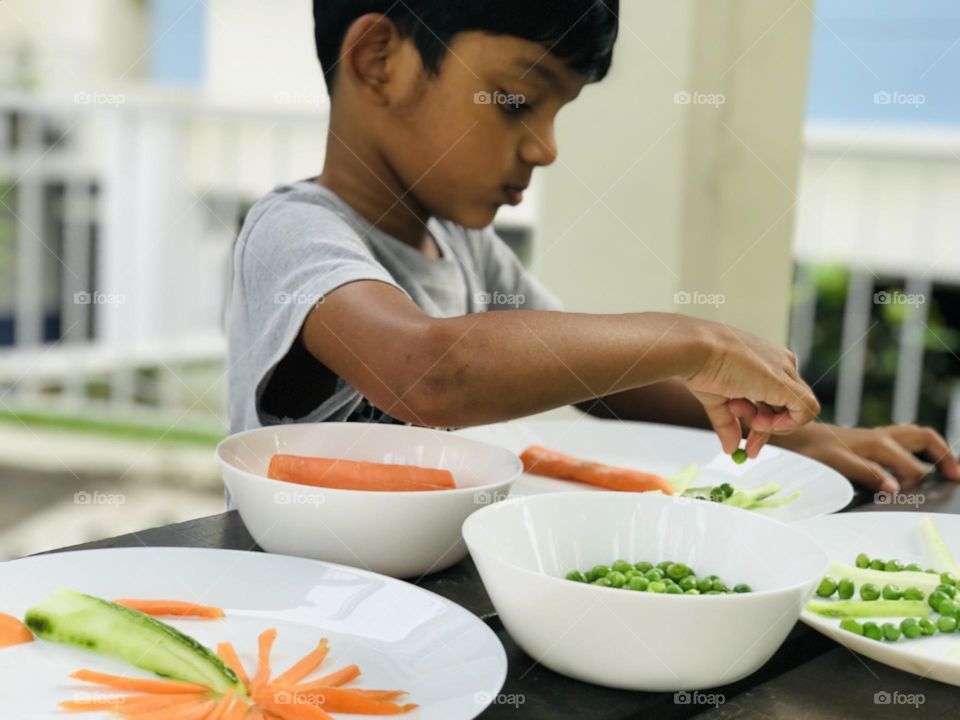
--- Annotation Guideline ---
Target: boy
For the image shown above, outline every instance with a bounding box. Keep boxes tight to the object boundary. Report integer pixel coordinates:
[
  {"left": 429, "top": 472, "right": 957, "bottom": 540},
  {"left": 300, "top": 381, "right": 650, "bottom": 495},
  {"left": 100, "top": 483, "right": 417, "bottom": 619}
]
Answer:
[{"left": 227, "top": 0, "right": 958, "bottom": 505}]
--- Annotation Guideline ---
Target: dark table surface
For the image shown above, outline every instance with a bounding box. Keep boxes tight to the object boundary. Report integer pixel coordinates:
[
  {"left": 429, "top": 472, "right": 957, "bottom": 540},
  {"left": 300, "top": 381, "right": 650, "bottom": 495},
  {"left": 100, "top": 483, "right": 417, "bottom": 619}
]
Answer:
[{"left": 43, "top": 476, "right": 960, "bottom": 719}]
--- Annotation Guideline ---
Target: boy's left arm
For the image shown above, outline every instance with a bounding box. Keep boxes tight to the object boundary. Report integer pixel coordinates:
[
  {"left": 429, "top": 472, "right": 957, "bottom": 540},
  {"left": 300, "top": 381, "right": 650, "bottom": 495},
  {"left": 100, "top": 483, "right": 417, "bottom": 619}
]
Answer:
[{"left": 576, "top": 381, "right": 960, "bottom": 494}]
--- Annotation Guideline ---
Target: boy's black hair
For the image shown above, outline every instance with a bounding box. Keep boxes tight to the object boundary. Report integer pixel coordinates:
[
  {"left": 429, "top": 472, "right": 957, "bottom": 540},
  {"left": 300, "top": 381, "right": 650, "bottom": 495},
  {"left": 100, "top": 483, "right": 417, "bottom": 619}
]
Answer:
[{"left": 313, "top": 0, "right": 619, "bottom": 94}]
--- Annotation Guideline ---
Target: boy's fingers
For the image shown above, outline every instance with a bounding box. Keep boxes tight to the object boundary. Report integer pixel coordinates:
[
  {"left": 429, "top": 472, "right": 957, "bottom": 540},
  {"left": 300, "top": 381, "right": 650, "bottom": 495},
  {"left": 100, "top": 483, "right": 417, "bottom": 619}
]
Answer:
[
  {"left": 868, "top": 438, "right": 929, "bottom": 489},
  {"left": 701, "top": 400, "right": 743, "bottom": 455},
  {"left": 840, "top": 454, "right": 900, "bottom": 495},
  {"left": 745, "top": 429, "right": 770, "bottom": 458},
  {"left": 889, "top": 425, "right": 960, "bottom": 481}
]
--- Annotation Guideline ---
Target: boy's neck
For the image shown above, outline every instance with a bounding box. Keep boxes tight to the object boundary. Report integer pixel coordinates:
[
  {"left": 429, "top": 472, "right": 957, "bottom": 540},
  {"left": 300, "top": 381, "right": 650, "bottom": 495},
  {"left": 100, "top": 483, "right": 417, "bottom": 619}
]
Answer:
[{"left": 314, "top": 165, "right": 440, "bottom": 259}]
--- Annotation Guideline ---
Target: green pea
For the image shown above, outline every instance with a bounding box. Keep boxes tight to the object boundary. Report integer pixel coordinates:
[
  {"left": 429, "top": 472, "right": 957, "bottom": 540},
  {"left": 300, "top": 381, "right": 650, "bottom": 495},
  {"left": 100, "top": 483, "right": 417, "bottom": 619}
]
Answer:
[
  {"left": 927, "top": 568, "right": 939, "bottom": 574},
  {"left": 869, "top": 559, "right": 885, "bottom": 571},
  {"left": 665, "top": 585, "right": 683, "bottom": 594},
  {"left": 937, "top": 584, "right": 957, "bottom": 599},
  {"left": 705, "top": 590, "right": 723, "bottom": 595},
  {"left": 565, "top": 570, "right": 588, "bottom": 583},
  {"left": 942, "top": 572, "right": 958, "bottom": 587},
  {"left": 904, "top": 563, "right": 923, "bottom": 572},
  {"left": 884, "top": 559, "right": 903, "bottom": 573},
  {"left": 882, "top": 623, "right": 901, "bottom": 642},
  {"left": 645, "top": 569, "right": 664, "bottom": 582},
  {"left": 882, "top": 584, "right": 903, "bottom": 601},
  {"left": 592, "top": 577, "right": 612, "bottom": 587},
  {"left": 838, "top": 579, "right": 855, "bottom": 599},
  {"left": 656, "top": 561, "right": 673, "bottom": 573},
  {"left": 627, "top": 576, "right": 649, "bottom": 591},
  {"left": 919, "top": 618, "right": 937, "bottom": 636},
  {"left": 697, "top": 578, "right": 713, "bottom": 593},
  {"left": 929, "top": 590, "right": 949, "bottom": 612},
  {"left": 709, "top": 487, "right": 726, "bottom": 502},
  {"left": 855, "top": 553, "right": 870, "bottom": 569},
  {"left": 860, "top": 583, "right": 880, "bottom": 601},
  {"left": 903, "top": 586, "right": 924, "bottom": 601},
  {"left": 648, "top": 581, "right": 667, "bottom": 593},
  {"left": 678, "top": 576, "right": 697, "bottom": 592},
  {"left": 900, "top": 618, "right": 921, "bottom": 639},
  {"left": 666, "top": 563, "right": 691, "bottom": 581},
  {"left": 611, "top": 559, "right": 633, "bottom": 574},
  {"left": 816, "top": 577, "right": 838, "bottom": 598},
  {"left": 839, "top": 618, "right": 862, "bottom": 635},
  {"left": 733, "top": 583, "right": 752, "bottom": 594},
  {"left": 711, "top": 580, "right": 728, "bottom": 593},
  {"left": 862, "top": 622, "right": 883, "bottom": 641},
  {"left": 623, "top": 569, "right": 639, "bottom": 580},
  {"left": 634, "top": 561, "right": 653, "bottom": 573},
  {"left": 606, "top": 571, "right": 626, "bottom": 588},
  {"left": 719, "top": 483, "right": 734, "bottom": 498},
  {"left": 938, "top": 616, "right": 958, "bottom": 633},
  {"left": 588, "top": 565, "right": 611, "bottom": 582},
  {"left": 731, "top": 448, "right": 748, "bottom": 464},
  {"left": 938, "top": 598, "right": 959, "bottom": 617},
  {"left": 684, "top": 589, "right": 700, "bottom": 595}
]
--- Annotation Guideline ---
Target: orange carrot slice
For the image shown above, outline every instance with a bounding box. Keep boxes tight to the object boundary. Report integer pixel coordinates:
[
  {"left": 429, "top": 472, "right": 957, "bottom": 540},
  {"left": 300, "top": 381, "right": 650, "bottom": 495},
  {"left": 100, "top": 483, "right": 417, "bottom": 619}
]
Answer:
[
  {"left": 218, "top": 641, "right": 252, "bottom": 689},
  {"left": 269, "top": 684, "right": 417, "bottom": 715},
  {"left": 0, "top": 612, "right": 33, "bottom": 648},
  {"left": 251, "top": 687, "right": 334, "bottom": 720},
  {"left": 251, "top": 628, "right": 278, "bottom": 691},
  {"left": 71, "top": 669, "right": 212, "bottom": 695},
  {"left": 202, "top": 693, "right": 236, "bottom": 720},
  {"left": 272, "top": 639, "right": 328, "bottom": 686},
  {"left": 59, "top": 694, "right": 206, "bottom": 713},
  {"left": 113, "top": 599, "right": 225, "bottom": 619},
  {"left": 520, "top": 445, "right": 674, "bottom": 494},
  {"left": 297, "top": 664, "right": 361, "bottom": 689},
  {"left": 130, "top": 698, "right": 218, "bottom": 720},
  {"left": 267, "top": 455, "right": 455, "bottom": 492}
]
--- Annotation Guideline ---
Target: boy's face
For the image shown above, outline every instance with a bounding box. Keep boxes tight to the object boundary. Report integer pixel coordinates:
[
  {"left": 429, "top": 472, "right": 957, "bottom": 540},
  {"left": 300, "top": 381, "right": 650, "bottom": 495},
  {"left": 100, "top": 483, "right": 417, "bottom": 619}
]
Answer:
[{"left": 372, "top": 32, "right": 588, "bottom": 228}]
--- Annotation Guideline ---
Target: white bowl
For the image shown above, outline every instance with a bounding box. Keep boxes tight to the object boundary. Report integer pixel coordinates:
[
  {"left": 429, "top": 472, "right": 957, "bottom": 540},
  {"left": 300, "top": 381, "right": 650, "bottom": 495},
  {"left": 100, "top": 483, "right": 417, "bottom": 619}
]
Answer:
[
  {"left": 462, "top": 492, "right": 829, "bottom": 691},
  {"left": 217, "top": 423, "right": 522, "bottom": 578}
]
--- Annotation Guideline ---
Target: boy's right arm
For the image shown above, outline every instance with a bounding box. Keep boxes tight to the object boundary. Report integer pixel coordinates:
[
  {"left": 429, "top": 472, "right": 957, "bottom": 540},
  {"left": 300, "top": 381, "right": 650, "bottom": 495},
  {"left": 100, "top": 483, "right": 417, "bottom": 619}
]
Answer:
[{"left": 301, "top": 280, "right": 819, "bottom": 455}]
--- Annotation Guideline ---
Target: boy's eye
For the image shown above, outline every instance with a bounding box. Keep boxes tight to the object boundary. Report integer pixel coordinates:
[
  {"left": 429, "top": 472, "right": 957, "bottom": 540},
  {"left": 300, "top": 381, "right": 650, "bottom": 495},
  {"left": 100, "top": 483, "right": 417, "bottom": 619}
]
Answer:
[{"left": 496, "top": 89, "right": 534, "bottom": 116}]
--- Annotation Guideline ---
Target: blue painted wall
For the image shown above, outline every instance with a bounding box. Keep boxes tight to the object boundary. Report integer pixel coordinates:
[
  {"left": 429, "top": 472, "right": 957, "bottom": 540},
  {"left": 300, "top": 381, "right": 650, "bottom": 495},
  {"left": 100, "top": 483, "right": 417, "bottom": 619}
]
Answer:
[
  {"left": 806, "top": 0, "right": 960, "bottom": 125},
  {"left": 148, "top": 0, "right": 207, "bottom": 86}
]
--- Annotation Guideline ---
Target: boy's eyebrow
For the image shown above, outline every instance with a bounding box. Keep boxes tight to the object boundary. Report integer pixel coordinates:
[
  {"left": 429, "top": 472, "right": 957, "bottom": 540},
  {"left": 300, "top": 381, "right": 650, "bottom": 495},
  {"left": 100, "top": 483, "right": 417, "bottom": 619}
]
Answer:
[{"left": 512, "top": 59, "right": 560, "bottom": 87}]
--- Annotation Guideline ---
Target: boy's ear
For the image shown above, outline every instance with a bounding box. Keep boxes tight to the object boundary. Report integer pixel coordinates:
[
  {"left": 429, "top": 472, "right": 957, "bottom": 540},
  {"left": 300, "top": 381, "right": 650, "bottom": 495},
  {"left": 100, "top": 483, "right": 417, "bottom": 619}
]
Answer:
[{"left": 340, "top": 13, "right": 401, "bottom": 105}]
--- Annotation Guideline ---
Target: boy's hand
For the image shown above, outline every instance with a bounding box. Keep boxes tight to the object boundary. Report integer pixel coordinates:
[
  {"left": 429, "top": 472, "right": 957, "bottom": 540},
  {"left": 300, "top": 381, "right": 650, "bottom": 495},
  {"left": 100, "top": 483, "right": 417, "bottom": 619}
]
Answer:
[
  {"left": 678, "top": 320, "right": 820, "bottom": 458},
  {"left": 771, "top": 423, "right": 960, "bottom": 495}
]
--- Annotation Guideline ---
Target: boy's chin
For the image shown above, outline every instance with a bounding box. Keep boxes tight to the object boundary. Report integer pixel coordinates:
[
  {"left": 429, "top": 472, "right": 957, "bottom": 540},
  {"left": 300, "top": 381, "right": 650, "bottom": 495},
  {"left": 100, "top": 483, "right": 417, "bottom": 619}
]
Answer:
[{"left": 443, "top": 203, "right": 500, "bottom": 230}]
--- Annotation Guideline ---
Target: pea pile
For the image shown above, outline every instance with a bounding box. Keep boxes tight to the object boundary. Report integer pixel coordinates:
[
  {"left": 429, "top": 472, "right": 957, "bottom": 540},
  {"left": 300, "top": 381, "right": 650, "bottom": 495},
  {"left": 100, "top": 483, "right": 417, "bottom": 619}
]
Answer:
[
  {"left": 565, "top": 560, "right": 751, "bottom": 595},
  {"left": 812, "top": 553, "right": 960, "bottom": 643}
]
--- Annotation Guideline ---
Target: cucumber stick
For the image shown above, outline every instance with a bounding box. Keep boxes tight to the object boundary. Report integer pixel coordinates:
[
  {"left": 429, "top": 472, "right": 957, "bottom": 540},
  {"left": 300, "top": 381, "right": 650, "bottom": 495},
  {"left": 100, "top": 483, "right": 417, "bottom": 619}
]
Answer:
[{"left": 24, "top": 587, "right": 245, "bottom": 695}]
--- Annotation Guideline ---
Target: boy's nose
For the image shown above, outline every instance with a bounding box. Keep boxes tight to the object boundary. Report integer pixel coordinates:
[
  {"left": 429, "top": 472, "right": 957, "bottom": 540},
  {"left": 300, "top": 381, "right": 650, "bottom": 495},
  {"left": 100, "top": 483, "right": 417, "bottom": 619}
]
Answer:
[{"left": 520, "top": 125, "right": 558, "bottom": 167}]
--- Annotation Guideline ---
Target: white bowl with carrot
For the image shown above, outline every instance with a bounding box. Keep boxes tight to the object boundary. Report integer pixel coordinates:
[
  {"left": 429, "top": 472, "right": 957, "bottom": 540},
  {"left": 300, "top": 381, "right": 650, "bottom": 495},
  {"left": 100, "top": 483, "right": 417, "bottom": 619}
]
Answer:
[
  {"left": 217, "top": 422, "right": 523, "bottom": 578},
  {"left": 462, "top": 491, "right": 829, "bottom": 691}
]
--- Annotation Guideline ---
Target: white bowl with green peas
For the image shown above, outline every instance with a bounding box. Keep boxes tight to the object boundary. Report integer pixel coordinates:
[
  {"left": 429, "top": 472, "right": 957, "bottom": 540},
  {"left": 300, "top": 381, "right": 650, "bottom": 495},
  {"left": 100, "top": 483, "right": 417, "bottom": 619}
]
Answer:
[{"left": 462, "top": 491, "right": 829, "bottom": 691}]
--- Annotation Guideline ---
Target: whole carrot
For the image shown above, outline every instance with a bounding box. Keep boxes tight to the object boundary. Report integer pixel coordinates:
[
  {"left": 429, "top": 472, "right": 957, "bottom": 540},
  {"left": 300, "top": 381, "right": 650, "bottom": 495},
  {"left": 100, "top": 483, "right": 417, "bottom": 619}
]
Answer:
[
  {"left": 519, "top": 445, "right": 674, "bottom": 495},
  {"left": 267, "top": 455, "right": 455, "bottom": 492}
]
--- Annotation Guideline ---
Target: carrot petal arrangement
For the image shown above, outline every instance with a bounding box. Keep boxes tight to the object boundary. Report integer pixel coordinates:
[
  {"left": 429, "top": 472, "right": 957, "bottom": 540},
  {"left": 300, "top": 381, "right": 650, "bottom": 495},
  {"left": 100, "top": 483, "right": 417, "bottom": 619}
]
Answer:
[
  {"left": 267, "top": 454, "right": 455, "bottom": 492},
  {"left": 113, "top": 599, "right": 225, "bottom": 619},
  {"left": 0, "top": 611, "right": 34, "bottom": 648},
  {"left": 59, "top": 628, "right": 416, "bottom": 718},
  {"left": 520, "top": 445, "right": 674, "bottom": 495}
]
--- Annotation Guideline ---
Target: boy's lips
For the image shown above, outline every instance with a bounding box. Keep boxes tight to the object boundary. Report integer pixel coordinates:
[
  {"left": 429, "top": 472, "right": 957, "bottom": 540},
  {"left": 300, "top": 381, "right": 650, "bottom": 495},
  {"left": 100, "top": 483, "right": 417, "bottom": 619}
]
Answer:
[{"left": 503, "top": 185, "right": 526, "bottom": 206}]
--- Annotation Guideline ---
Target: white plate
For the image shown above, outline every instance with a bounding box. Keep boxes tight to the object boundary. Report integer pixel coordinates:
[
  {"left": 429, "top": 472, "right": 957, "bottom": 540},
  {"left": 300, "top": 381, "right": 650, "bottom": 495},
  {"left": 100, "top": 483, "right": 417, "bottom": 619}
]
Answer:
[
  {"left": 454, "top": 419, "right": 853, "bottom": 521},
  {"left": 796, "top": 512, "right": 960, "bottom": 686},
  {"left": 0, "top": 548, "right": 506, "bottom": 718}
]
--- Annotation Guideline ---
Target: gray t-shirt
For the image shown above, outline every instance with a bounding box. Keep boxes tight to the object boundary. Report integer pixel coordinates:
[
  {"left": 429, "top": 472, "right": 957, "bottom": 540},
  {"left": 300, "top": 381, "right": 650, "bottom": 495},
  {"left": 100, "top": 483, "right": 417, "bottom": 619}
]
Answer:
[{"left": 226, "top": 179, "right": 563, "bottom": 435}]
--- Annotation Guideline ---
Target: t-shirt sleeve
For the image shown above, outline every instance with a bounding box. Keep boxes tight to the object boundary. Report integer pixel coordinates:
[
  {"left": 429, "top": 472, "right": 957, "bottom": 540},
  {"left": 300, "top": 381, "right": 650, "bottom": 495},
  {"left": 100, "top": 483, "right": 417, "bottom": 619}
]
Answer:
[
  {"left": 231, "top": 195, "right": 409, "bottom": 425},
  {"left": 474, "top": 226, "right": 564, "bottom": 311}
]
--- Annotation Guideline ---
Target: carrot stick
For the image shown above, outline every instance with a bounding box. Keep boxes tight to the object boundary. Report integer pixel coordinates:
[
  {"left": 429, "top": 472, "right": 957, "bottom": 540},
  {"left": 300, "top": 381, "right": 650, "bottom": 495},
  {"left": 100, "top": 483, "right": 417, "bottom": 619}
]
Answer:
[
  {"left": 70, "top": 669, "right": 212, "bottom": 695},
  {"left": 129, "top": 699, "right": 218, "bottom": 720},
  {"left": 0, "top": 612, "right": 33, "bottom": 648},
  {"left": 203, "top": 693, "right": 236, "bottom": 720},
  {"left": 218, "top": 641, "right": 252, "bottom": 689},
  {"left": 350, "top": 690, "right": 408, "bottom": 701},
  {"left": 113, "top": 599, "right": 225, "bottom": 619},
  {"left": 272, "top": 639, "right": 328, "bottom": 686},
  {"left": 251, "top": 688, "right": 334, "bottom": 720},
  {"left": 267, "top": 455, "right": 455, "bottom": 492},
  {"left": 251, "top": 628, "right": 278, "bottom": 691},
  {"left": 519, "top": 445, "right": 674, "bottom": 495},
  {"left": 297, "top": 664, "right": 361, "bottom": 689},
  {"left": 59, "top": 694, "right": 205, "bottom": 713},
  {"left": 269, "top": 684, "right": 417, "bottom": 715}
]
